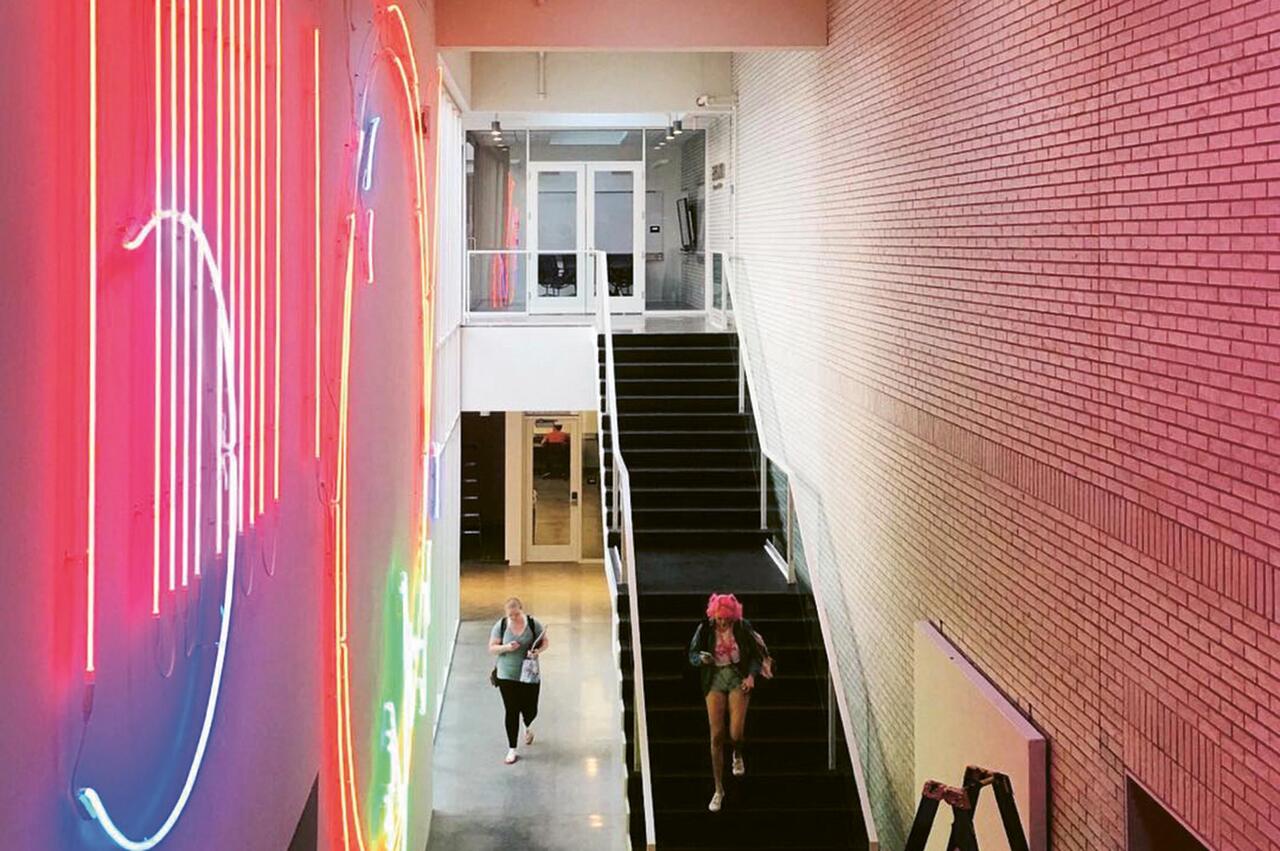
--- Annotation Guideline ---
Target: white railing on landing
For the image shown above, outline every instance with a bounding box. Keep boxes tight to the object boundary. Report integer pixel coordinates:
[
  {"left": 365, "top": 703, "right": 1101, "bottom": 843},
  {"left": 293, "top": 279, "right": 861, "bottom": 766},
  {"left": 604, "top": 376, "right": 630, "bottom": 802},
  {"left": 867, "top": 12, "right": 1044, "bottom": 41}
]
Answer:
[
  {"left": 594, "top": 250, "right": 658, "bottom": 851},
  {"left": 719, "top": 252, "right": 881, "bottom": 851}
]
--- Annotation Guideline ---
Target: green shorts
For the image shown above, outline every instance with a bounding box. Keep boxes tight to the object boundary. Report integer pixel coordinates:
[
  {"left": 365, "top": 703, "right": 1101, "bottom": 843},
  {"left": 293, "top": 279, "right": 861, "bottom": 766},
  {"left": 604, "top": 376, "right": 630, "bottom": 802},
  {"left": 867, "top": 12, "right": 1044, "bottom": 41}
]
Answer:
[{"left": 708, "top": 665, "right": 743, "bottom": 693}]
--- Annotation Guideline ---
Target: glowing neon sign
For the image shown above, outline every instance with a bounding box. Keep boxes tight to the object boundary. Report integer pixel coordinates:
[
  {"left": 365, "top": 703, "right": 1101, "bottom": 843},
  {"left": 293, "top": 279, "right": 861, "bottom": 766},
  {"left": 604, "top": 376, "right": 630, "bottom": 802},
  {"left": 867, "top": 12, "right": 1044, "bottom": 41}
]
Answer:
[
  {"left": 79, "top": 210, "right": 242, "bottom": 851},
  {"left": 79, "top": 0, "right": 291, "bottom": 843},
  {"left": 329, "top": 5, "right": 439, "bottom": 849}
]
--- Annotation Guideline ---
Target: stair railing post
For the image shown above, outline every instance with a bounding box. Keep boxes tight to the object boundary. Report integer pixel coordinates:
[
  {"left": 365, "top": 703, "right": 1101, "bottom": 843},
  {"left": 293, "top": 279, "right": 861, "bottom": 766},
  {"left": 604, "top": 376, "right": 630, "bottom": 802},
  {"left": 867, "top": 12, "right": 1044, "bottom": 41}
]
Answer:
[
  {"left": 827, "top": 670, "right": 837, "bottom": 771},
  {"left": 738, "top": 348, "right": 746, "bottom": 414},
  {"left": 759, "top": 450, "right": 768, "bottom": 530},
  {"left": 612, "top": 468, "right": 620, "bottom": 532},
  {"left": 786, "top": 482, "right": 796, "bottom": 585}
]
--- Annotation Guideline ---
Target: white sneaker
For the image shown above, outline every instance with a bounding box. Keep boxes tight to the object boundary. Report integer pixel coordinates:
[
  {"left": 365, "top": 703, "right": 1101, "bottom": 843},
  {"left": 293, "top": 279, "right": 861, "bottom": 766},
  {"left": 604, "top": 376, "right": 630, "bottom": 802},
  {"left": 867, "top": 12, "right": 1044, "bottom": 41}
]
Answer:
[
  {"left": 504, "top": 748, "right": 518, "bottom": 765},
  {"left": 708, "top": 790, "right": 724, "bottom": 812},
  {"left": 524, "top": 727, "right": 535, "bottom": 745},
  {"left": 732, "top": 752, "right": 745, "bottom": 776}
]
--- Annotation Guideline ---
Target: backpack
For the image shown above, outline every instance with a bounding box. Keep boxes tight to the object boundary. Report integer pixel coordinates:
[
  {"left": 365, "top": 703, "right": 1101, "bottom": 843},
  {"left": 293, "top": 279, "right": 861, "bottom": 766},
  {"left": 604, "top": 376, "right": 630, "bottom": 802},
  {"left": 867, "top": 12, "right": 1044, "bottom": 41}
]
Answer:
[{"left": 489, "top": 615, "right": 541, "bottom": 687}]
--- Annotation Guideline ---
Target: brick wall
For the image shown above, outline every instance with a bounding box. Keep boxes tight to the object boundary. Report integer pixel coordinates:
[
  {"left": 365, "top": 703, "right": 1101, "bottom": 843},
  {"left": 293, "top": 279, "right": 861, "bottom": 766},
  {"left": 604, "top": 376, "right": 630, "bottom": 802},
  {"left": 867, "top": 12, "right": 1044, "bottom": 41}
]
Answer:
[{"left": 732, "top": 0, "right": 1280, "bottom": 847}]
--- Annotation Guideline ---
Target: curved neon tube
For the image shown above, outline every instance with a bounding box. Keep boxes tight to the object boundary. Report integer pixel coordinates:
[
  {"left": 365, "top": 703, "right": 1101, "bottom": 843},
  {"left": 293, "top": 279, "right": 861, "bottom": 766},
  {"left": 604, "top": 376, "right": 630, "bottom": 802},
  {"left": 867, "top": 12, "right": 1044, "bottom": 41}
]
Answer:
[{"left": 79, "top": 210, "right": 241, "bottom": 851}]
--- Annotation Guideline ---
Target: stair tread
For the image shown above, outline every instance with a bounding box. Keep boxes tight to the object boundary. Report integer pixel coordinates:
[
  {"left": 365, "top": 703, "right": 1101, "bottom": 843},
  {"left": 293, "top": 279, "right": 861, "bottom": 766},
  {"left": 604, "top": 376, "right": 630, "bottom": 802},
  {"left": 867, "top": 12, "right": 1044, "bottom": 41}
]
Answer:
[
  {"left": 629, "top": 483, "right": 757, "bottom": 491},
  {"left": 616, "top": 429, "right": 750, "bottom": 435}
]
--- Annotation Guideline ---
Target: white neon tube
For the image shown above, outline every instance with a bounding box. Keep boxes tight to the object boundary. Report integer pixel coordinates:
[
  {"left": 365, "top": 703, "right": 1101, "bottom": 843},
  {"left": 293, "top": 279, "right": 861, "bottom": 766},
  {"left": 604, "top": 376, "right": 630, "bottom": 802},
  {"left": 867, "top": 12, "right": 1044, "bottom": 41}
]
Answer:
[
  {"left": 195, "top": 0, "right": 206, "bottom": 577},
  {"left": 182, "top": 0, "right": 192, "bottom": 588},
  {"left": 80, "top": 210, "right": 241, "bottom": 851},
  {"left": 361, "top": 116, "right": 380, "bottom": 192}
]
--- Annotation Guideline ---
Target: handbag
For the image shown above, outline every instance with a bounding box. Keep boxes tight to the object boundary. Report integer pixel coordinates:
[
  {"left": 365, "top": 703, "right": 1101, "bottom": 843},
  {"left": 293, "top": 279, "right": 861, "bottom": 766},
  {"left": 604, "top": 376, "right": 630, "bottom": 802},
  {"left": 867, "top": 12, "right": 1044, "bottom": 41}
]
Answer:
[
  {"left": 521, "top": 617, "right": 546, "bottom": 683},
  {"left": 751, "top": 627, "right": 775, "bottom": 680}
]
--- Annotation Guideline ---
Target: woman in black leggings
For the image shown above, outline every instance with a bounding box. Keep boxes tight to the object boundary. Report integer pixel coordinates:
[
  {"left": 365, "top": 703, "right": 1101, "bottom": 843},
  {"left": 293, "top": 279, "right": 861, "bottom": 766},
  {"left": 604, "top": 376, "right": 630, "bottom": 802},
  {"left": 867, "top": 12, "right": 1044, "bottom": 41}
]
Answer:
[{"left": 488, "top": 596, "right": 549, "bottom": 764}]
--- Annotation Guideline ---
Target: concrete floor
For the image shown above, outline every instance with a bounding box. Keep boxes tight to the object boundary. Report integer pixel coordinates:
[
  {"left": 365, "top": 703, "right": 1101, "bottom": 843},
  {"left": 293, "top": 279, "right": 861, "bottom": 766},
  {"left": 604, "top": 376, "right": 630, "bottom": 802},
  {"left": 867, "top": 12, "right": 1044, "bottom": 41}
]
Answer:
[{"left": 427, "top": 562, "right": 628, "bottom": 851}]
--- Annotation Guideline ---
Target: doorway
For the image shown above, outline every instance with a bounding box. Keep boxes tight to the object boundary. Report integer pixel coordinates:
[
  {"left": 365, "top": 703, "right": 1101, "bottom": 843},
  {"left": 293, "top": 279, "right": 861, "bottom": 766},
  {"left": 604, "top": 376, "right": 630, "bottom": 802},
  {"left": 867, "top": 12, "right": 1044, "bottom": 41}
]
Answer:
[
  {"left": 524, "top": 414, "right": 582, "bottom": 561},
  {"left": 528, "top": 162, "right": 644, "bottom": 314}
]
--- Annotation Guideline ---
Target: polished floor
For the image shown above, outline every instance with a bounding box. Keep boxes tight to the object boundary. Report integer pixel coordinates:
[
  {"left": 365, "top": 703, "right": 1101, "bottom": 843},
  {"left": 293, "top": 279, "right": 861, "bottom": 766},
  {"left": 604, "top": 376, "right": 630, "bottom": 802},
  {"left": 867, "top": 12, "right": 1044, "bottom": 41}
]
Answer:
[{"left": 427, "top": 562, "right": 628, "bottom": 851}]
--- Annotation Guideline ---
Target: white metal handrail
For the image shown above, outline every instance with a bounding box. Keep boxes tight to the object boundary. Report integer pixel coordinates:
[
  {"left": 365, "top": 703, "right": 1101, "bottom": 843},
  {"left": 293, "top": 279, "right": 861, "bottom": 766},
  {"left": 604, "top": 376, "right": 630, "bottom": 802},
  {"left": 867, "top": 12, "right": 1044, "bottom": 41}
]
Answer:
[
  {"left": 719, "top": 252, "right": 880, "bottom": 851},
  {"left": 595, "top": 251, "right": 658, "bottom": 850}
]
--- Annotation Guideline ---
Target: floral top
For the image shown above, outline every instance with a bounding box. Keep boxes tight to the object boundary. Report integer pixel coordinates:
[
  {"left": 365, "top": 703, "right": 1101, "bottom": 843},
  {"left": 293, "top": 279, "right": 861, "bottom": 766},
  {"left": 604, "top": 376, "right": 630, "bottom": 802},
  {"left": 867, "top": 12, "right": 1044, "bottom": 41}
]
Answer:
[{"left": 712, "top": 626, "right": 740, "bottom": 667}]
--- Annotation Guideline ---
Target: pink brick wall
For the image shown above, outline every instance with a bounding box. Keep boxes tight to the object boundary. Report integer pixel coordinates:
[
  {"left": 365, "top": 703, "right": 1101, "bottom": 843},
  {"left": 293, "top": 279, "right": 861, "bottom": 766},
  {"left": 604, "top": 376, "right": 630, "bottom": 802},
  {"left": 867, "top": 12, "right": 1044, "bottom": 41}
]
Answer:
[{"left": 731, "top": 0, "right": 1280, "bottom": 847}]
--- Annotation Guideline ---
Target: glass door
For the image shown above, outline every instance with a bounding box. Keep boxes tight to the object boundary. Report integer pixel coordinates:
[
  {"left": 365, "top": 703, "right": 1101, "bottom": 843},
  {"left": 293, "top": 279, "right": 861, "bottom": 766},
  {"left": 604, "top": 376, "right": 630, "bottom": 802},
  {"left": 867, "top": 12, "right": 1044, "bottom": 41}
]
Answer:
[
  {"left": 708, "top": 251, "right": 727, "bottom": 328},
  {"left": 528, "top": 165, "right": 587, "bottom": 314},
  {"left": 587, "top": 163, "right": 644, "bottom": 313},
  {"left": 525, "top": 415, "right": 582, "bottom": 562}
]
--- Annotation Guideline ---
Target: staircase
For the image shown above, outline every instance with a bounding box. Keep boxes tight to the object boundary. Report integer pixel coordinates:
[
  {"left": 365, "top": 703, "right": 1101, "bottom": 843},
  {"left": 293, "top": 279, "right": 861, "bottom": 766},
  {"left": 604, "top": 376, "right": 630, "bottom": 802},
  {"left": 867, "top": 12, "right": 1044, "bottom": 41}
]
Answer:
[
  {"left": 619, "top": 586, "right": 866, "bottom": 850},
  {"left": 601, "top": 332, "right": 770, "bottom": 550},
  {"left": 599, "top": 330, "right": 867, "bottom": 850}
]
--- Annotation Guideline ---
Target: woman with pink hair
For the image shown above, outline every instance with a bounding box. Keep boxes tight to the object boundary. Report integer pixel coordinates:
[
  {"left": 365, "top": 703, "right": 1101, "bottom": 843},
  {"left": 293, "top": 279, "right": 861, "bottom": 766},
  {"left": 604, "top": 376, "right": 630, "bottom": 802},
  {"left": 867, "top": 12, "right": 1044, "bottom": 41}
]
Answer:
[{"left": 688, "top": 592, "right": 768, "bottom": 812}]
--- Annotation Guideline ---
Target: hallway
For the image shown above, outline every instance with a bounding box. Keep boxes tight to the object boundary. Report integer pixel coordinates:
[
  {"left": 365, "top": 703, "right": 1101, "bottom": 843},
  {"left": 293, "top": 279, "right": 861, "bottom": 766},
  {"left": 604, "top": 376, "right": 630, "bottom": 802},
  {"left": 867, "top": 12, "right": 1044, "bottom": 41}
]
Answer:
[{"left": 428, "top": 562, "right": 629, "bottom": 851}]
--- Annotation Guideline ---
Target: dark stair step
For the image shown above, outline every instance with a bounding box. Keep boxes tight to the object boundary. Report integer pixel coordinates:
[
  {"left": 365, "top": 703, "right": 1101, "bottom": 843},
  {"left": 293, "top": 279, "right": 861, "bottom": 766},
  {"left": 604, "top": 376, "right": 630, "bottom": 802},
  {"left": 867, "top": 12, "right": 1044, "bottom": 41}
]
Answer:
[
  {"left": 633, "top": 617, "right": 814, "bottom": 647},
  {"left": 622, "top": 645, "right": 826, "bottom": 679},
  {"left": 604, "top": 412, "right": 753, "bottom": 432},
  {"left": 639, "top": 771, "right": 858, "bottom": 811},
  {"left": 606, "top": 447, "right": 756, "bottom": 469},
  {"left": 634, "top": 528, "right": 774, "bottom": 548},
  {"left": 629, "top": 704, "right": 829, "bottom": 738},
  {"left": 609, "top": 467, "right": 758, "bottom": 489},
  {"left": 603, "top": 332, "right": 736, "bottom": 349},
  {"left": 623, "top": 673, "right": 826, "bottom": 706},
  {"left": 605, "top": 377, "right": 741, "bottom": 397},
  {"left": 649, "top": 736, "right": 832, "bottom": 772},
  {"left": 606, "top": 362, "right": 739, "bottom": 380},
  {"left": 618, "top": 395, "right": 740, "bottom": 414},
  {"left": 606, "top": 430, "right": 753, "bottom": 450},
  {"left": 611, "top": 345, "right": 739, "bottom": 365},
  {"left": 633, "top": 506, "right": 763, "bottom": 531},
  {"left": 653, "top": 806, "right": 860, "bottom": 850},
  {"left": 629, "top": 487, "right": 759, "bottom": 509},
  {"left": 621, "top": 590, "right": 809, "bottom": 619}
]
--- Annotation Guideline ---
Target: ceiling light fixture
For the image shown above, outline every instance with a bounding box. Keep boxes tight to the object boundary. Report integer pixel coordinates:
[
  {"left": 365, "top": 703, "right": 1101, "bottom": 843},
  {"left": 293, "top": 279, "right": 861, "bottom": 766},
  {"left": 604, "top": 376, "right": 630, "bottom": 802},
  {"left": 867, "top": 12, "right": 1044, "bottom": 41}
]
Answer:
[
  {"left": 672, "top": 119, "right": 684, "bottom": 135},
  {"left": 664, "top": 124, "right": 675, "bottom": 141},
  {"left": 490, "top": 118, "right": 502, "bottom": 139}
]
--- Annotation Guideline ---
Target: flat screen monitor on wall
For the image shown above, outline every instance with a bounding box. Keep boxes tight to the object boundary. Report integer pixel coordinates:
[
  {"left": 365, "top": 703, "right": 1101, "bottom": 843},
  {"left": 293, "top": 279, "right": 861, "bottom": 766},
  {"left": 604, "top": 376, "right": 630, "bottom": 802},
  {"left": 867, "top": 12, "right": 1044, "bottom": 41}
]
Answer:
[{"left": 676, "top": 197, "right": 696, "bottom": 251}]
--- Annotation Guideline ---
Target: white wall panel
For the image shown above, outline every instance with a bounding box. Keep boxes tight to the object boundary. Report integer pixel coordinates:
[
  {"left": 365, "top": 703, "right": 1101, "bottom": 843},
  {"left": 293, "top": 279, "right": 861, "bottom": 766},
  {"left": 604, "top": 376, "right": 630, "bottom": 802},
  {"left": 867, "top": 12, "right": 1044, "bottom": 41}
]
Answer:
[{"left": 460, "top": 326, "right": 598, "bottom": 413}]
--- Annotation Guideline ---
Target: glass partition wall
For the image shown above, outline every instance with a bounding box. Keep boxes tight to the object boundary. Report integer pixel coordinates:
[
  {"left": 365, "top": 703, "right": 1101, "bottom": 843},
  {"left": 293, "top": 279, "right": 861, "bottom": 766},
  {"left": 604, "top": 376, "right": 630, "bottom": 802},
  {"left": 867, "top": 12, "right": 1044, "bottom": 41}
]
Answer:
[
  {"left": 644, "top": 127, "right": 706, "bottom": 311},
  {"left": 464, "top": 125, "right": 709, "bottom": 321},
  {"left": 466, "top": 129, "right": 527, "bottom": 314}
]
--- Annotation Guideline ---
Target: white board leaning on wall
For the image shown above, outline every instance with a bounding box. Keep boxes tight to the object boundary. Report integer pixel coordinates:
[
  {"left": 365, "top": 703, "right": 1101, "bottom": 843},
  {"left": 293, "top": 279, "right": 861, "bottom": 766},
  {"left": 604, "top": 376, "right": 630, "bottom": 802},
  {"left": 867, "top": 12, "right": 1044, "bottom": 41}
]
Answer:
[{"left": 913, "top": 621, "right": 1047, "bottom": 851}]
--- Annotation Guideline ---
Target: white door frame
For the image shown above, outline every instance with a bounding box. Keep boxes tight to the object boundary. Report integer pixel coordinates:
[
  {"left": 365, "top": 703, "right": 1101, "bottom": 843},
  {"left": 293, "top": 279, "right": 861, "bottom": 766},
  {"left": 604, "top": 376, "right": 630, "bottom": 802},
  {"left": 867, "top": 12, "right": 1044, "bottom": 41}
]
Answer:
[
  {"left": 523, "top": 414, "right": 582, "bottom": 562},
  {"left": 586, "top": 161, "right": 645, "bottom": 314},
  {"left": 528, "top": 164, "right": 588, "bottom": 314}
]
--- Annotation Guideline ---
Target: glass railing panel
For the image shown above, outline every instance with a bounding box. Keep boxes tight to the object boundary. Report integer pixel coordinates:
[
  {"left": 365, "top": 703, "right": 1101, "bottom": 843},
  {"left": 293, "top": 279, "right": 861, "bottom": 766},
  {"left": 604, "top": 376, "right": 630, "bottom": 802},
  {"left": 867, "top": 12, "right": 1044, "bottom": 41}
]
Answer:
[
  {"left": 467, "top": 250, "right": 527, "bottom": 314},
  {"left": 765, "top": 457, "right": 790, "bottom": 565}
]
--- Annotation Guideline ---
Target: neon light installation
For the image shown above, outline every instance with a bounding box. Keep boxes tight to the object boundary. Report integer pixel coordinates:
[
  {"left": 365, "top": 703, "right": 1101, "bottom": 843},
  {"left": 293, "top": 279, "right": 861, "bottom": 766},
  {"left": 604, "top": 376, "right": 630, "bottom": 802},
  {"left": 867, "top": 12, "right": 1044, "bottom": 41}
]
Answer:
[
  {"left": 78, "top": 211, "right": 242, "bottom": 851},
  {"left": 79, "top": 1, "right": 290, "bottom": 844},
  {"left": 330, "top": 5, "right": 439, "bottom": 848}
]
